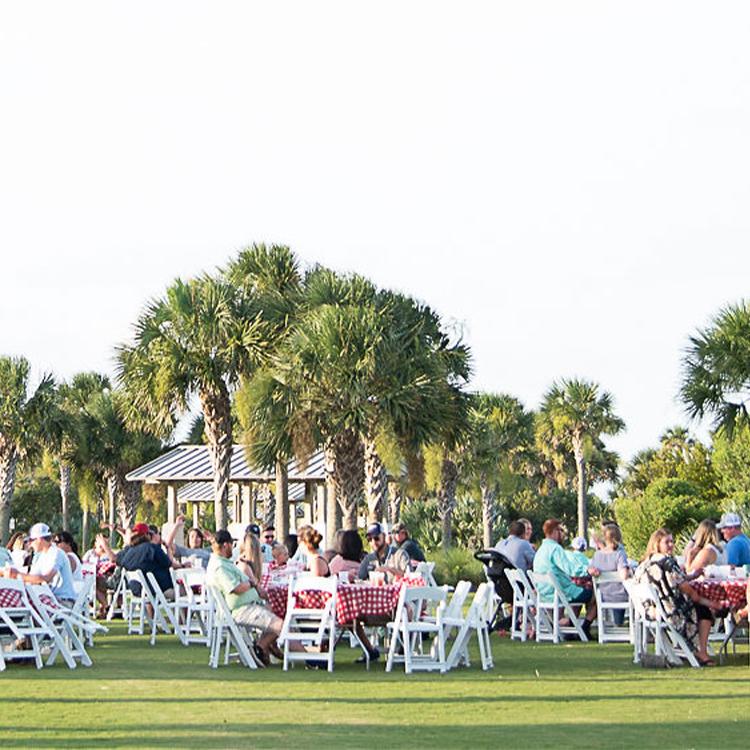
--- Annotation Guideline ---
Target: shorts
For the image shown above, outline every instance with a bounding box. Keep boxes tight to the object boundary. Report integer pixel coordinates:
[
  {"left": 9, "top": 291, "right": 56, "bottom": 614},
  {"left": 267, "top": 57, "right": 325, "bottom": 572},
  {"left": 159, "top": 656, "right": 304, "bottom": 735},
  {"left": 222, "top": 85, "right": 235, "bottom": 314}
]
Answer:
[
  {"left": 233, "top": 603, "right": 280, "bottom": 634},
  {"left": 569, "top": 588, "right": 593, "bottom": 604}
]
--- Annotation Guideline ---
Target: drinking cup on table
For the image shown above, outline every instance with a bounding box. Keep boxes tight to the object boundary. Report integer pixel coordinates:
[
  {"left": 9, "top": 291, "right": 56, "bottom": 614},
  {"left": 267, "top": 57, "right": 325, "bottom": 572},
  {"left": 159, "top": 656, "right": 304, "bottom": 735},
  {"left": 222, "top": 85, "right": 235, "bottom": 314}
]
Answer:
[{"left": 338, "top": 571, "right": 350, "bottom": 585}]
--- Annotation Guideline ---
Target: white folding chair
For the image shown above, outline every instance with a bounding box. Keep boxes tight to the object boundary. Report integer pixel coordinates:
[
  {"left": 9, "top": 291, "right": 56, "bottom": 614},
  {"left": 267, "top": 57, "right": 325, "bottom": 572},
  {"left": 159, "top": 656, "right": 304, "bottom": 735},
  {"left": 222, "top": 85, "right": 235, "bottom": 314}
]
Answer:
[
  {"left": 171, "top": 567, "right": 212, "bottom": 647},
  {"left": 445, "top": 582, "right": 495, "bottom": 671},
  {"left": 78, "top": 562, "right": 98, "bottom": 619},
  {"left": 278, "top": 575, "right": 337, "bottom": 672},
  {"left": 386, "top": 585, "right": 448, "bottom": 674},
  {"left": 593, "top": 571, "right": 632, "bottom": 644},
  {"left": 528, "top": 571, "right": 588, "bottom": 643},
  {"left": 123, "top": 570, "right": 151, "bottom": 635},
  {"left": 413, "top": 561, "right": 437, "bottom": 587},
  {"left": 145, "top": 571, "right": 183, "bottom": 646},
  {"left": 505, "top": 569, "right": 535, "bottom": 641},
  {"left": 106, "top": 569, "right": 130, "bottom": 621},
  {"left": 624, "top": 580, "right": 700, "bottom": 668},
  {"left": 25, "top": 584, "right": 93, "bottom": 668},
  {"left": 205, "top": 584, "right": 257, "bottom": 669},
  {"left": 0, "top": 579, "right": 50, "bottom": 670}
]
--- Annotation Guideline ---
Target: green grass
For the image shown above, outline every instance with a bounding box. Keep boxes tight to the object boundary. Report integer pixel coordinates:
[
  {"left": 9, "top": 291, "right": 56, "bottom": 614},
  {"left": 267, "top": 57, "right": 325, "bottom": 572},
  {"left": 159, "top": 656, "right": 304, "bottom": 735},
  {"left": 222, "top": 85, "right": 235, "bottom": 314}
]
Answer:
[{"left": 1, "top": 623, "right": 748, "bottom": 749}]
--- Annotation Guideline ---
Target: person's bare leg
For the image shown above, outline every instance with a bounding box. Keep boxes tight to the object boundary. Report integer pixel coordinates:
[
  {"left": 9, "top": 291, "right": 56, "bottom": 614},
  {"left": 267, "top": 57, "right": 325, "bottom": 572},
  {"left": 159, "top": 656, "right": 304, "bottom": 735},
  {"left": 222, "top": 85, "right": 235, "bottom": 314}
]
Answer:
[{"left": 696, "top": 619, "right": 712, "bottom": 661}]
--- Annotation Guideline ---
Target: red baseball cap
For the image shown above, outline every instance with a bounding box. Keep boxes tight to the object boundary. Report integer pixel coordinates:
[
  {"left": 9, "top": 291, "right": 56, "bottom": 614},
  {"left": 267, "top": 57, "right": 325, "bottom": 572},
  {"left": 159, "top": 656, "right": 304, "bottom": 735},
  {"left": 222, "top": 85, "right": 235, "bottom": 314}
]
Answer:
[{"left": 131, "top": 523, "right": 150, "bottom": 536}]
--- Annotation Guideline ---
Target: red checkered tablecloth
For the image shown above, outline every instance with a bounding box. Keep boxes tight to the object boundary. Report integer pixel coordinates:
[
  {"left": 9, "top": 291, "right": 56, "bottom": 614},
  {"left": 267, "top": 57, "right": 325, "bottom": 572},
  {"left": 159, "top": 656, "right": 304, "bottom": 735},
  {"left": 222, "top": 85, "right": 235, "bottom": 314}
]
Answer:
[
  {"left": 0, "top": 587, "right": 23, "bottom": 608},
  {"left": 690, "top": 579, "right": 747, "bottom": 609},
  {"left": 267, "top": 576, "right": 425, "bottom": 625}
]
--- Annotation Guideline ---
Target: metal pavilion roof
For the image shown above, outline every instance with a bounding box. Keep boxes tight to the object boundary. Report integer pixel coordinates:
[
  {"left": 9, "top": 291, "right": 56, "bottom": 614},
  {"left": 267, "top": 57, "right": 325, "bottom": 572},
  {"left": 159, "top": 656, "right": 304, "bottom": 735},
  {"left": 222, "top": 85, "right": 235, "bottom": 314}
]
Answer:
[
  {"left": 126, "top": 445, "right": 326, "bottom": 484},
  {"left": 177, "top": 480, "right": 307, "bottom": 503}
]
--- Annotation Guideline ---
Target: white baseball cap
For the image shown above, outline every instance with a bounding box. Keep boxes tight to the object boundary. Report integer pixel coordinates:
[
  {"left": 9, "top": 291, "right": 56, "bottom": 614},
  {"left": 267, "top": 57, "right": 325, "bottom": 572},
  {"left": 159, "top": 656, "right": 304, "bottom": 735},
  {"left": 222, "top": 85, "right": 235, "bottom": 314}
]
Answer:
[
  {"left": 717, "top": 512, "right": 742, "bottom": 529},
  {"left": 28, "top": 522, "right": 52, "bottom": 540}
]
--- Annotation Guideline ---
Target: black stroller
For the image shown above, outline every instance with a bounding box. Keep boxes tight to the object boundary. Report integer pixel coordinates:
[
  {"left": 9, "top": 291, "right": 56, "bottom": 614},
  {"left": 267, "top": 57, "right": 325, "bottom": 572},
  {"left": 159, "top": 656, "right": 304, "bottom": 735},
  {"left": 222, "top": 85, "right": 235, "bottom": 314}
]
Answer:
[{"left": 474, "top": 548, "right": 517, "bottom": 631}]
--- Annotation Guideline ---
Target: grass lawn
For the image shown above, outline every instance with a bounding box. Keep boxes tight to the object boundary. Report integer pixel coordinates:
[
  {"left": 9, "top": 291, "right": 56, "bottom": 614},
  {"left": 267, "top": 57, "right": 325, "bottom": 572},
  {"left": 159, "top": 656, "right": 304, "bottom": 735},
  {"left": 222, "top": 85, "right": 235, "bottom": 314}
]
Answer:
[{"left": 0, "top": 622, "right": 748, "bottom": 749}]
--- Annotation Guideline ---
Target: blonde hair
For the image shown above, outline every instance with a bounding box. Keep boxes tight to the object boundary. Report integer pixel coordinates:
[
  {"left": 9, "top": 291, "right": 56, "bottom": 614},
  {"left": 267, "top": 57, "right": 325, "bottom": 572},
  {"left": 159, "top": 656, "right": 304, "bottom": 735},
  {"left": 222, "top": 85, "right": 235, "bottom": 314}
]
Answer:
[
  {"left": 298, "top": 525, "right": 323, "bottom": 551},
  {"left": 271, "top": 544, "right": 288, "bottom": 562},
  {"left": 692, "top": 519, "right": 720, "bottom": 551},
  {"left": 239, "top": 532, "right": 263, "bottom": 581},
  {"left": 644, "top": 528, "right": 672, "bottom": 558}
]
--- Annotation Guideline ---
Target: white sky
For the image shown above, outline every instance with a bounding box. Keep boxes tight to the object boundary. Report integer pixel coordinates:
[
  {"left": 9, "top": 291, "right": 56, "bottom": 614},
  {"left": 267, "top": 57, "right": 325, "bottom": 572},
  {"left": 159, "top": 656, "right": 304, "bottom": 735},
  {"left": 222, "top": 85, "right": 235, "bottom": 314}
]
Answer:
[{"left": 1, "top": 1, "right": 749, "bottom": 468}]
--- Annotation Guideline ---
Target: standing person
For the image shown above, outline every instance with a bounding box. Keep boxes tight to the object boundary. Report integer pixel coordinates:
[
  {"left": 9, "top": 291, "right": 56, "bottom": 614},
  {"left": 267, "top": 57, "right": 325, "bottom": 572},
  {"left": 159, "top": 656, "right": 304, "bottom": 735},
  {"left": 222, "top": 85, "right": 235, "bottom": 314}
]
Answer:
[
  {"left": 0, "top": 523, "right": 76, "bottom": 606},
  {"left": 207, "top": 530, "right": 291, "bottom": 666},
  {"left": 358, "top": 523, "right": 409, "bottom": 581},
  {"left": 634, "top": 527, "right": 719, "bottom": 666},
  {"left": 716, "top": 513, "right": 750, "bottom": 567},
  {"left": 391, "top": 523, "right": 426, "bottom": 563},
  {"left": 495, "top": 520, "right": 536, "bottom": 572},
  {"left": 533, "top": 518, "right": 596, "bottom": 638}
]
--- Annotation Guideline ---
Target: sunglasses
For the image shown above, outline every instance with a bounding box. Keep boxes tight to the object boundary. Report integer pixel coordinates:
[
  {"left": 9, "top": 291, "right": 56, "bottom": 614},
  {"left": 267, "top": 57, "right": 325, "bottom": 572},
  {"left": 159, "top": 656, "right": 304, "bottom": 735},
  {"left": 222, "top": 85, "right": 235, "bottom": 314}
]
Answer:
[{"left": 264, "top": 534, "right": 274, "bottom": 540}]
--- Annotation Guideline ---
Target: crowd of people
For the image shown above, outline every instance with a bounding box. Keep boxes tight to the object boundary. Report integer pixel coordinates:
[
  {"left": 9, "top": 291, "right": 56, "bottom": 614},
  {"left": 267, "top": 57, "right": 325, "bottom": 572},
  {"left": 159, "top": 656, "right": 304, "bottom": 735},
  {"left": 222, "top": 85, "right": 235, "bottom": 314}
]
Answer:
[
  {"left": 492, "top": 511, "right": 750, "bottom": 665},
  {"left": 2, "top": 505, "right": 748, "bottom": 669}
]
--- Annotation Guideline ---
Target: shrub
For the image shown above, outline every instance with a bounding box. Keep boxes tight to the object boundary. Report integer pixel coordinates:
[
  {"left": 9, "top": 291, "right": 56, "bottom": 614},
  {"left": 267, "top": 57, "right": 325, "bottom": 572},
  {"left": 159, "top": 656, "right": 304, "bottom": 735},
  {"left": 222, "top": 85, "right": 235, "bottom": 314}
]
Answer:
[
  {"left": 430, "top": 547, "right": 485, "bottom": 588},
  {"left": 615, "top": 478, "right": 720, "bottom": 559}
]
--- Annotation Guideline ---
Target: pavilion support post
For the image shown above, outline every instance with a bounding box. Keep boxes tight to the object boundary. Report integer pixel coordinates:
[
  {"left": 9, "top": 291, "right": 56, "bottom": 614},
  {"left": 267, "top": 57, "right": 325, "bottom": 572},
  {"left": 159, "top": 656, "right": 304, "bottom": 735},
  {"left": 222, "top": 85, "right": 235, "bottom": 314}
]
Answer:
[
  {"left": 275, "top": 459, "right": 290, "bottom": 542},
  {"left": 315, "top": 483, "right": 327, "bottom": 529},
  {"left": 232, "top": 488, "right": 241, "bottom": 524},
  {"left": 167, "top": 485, "right": 178, "bottom": 525},
  {"left": 241, "top": 484, "right": 252, "bottom": 525},
  {"left": 192, "top": 502, "right": 200, "bottom": 529}
]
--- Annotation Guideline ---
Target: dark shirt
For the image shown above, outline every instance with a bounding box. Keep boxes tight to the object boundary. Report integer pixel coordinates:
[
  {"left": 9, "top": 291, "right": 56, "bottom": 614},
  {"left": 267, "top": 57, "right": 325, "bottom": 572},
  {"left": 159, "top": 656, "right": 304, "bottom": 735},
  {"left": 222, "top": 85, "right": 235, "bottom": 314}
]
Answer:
[
  {"left": 400, "top": 538, "right": 426, "bottom": 563},
  {"left": 116, "top": 542, "right": 173, "bottom": 594}
]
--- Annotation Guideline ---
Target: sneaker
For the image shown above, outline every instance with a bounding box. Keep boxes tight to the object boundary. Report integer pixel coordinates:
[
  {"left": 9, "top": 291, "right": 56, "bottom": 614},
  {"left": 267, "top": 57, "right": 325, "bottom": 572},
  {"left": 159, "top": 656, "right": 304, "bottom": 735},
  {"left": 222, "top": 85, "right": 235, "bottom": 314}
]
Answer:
[
  {"left": 305, "top": 659, "right": 322, "bottom": 670},
  {"left": 252, "top": 644, "right": 270, "bottom": 667},
  {"left": 355, "top": 647, "right": 380, "bottom": 664}
]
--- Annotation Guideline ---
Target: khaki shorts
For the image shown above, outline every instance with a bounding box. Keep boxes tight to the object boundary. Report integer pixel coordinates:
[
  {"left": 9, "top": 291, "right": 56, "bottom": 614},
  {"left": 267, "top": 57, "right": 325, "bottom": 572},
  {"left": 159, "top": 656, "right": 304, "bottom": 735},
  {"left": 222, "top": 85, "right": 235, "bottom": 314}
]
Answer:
[{"left": 233, "top": 603, "right": 280, "bottom": 634}]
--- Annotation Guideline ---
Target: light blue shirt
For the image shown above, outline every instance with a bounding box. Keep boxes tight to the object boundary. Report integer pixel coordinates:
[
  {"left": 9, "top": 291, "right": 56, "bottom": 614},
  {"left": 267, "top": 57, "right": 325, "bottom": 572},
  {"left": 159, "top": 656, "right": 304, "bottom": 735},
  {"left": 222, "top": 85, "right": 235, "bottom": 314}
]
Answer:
[
  {"left": 31, "top": 545, "right": 76, "bottom": 602},
  {"left": 0, "top": 548, "right": 12, "bottom": 567},
  {"left": 725, "top": 533, "right": 750, "bottom": 566},
  {"left": 533, "top": 538, "right": 585, "bottom": 602},
  {"left": 495, "top": 535, "right": 536, "bottom": 571}
]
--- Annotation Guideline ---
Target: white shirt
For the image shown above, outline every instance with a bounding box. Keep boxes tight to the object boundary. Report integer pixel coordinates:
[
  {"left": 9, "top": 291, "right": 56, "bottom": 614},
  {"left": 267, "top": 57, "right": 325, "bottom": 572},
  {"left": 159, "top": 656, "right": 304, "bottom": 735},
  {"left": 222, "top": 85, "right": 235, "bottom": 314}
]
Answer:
[{"left": 30, "top": 545, "right": 76, "bottom": 601}]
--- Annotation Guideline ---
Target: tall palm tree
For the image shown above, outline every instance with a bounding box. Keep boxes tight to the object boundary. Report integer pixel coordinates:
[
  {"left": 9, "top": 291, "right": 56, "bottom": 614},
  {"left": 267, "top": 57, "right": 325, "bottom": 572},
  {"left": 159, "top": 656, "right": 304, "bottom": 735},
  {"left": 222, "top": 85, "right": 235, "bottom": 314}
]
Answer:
[
  {"left": 538, "top": 378, "right": 625, "bottom": 538},
  {"left": 116, "top": 273, "right": 272, "bottom": 529},
  {"left": 681, "top": 300, "right": 750, "bottom": 437},
  {"left": 463, "top": 392, "right": 535, "bottom": 547},
  {"left": 0, "top": 356, "right": 56, "bottom": 543}
]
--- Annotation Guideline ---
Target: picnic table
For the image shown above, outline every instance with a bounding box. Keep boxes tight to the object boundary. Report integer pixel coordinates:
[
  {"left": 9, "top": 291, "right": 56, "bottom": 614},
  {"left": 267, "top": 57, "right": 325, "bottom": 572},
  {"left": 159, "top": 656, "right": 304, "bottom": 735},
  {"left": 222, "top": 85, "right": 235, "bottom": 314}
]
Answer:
[
  {"left": 689, "top": 577, "right": 747, "bottom": 610},
  {"left": 265, "top": 574, "right": 425, "bottom": 625}
]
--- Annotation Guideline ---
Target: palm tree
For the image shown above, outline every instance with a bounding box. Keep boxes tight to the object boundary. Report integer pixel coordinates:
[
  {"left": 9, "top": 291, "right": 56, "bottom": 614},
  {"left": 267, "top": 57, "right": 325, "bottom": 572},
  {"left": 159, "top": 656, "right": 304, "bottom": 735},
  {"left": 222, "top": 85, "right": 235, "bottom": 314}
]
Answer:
[
  {"left": 463, "top": 393, "right": 535, "bottom": 547},
  {"left": 0, "top": 356, "right": 56, "bottom": 543},
  {"left": 538, "top": 378, "right": 625, "bottom": 538},
  {"left": 681, "top": 300, "right": 750, "bottom": 436},
  {"left": 116, "top": 272, "right": 273, "bottom": 529}
]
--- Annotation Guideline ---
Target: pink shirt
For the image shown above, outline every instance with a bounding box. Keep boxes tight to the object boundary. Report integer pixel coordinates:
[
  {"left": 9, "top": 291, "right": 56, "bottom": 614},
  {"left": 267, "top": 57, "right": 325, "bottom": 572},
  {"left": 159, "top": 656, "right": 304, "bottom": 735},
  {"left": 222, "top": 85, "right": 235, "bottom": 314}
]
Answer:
[{"left": 329, "top": 556, "right": 360, "bottom": 580}]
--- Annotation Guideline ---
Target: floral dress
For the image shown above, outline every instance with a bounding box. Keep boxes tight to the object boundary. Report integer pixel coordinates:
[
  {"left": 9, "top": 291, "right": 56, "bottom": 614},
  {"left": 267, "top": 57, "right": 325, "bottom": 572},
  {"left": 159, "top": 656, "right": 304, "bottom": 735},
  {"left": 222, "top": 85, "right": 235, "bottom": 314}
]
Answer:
[{"left": 633, "top": 553, "right": 699, "bottom": 653}]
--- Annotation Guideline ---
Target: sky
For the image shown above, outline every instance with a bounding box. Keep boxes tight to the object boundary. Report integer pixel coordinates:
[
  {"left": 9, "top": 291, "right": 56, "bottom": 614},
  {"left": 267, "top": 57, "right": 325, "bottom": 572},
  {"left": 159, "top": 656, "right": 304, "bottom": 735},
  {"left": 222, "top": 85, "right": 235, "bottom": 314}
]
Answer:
[{"left": 1, "top": 1, "right": 749, "bottom": 469}]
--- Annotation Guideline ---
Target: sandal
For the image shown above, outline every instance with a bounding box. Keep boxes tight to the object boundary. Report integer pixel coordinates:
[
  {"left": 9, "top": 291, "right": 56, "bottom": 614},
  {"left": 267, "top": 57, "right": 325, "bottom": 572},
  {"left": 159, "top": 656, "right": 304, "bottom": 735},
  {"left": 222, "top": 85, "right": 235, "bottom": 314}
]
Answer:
[{"left": 697, "top": 656, "right": 716, "bottom": 667}]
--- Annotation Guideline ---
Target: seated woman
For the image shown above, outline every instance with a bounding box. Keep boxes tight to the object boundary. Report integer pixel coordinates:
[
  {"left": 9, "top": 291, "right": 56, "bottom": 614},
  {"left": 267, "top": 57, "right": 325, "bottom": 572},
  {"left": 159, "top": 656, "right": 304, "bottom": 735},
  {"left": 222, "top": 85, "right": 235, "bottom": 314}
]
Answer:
[
  {"left": 634, "top": 527, "right": 719, "bottom": 666},
  {"left": 684, "top": 519, "right": 726, "bottom": 574},
  {"left": 236, "top": 532, "right": 270, "bottom": 601},
  {"left": 53, "top": 531, "right": 83, "bottom": 584},
  {"left": 298, "top": 526, "right": 330, "bottom": 577},
  {"left": 329, "top": 530, "right": 363, "bottom": 582},
  {"left": 589, "top": 524, "right": 630, "bottom": 625}
]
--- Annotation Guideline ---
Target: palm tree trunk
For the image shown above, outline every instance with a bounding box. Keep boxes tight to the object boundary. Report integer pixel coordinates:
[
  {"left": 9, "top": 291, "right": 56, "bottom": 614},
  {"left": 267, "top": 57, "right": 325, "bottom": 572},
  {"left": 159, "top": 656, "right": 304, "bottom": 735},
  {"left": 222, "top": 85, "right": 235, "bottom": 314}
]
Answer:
[
  {"left": 325, "top": 431, "right": 364, "bottom": 531},
  {"left": 363, "top": 436, "right": 387, "bottom": 524},
  {"left": 325, "top": 477, "right": 341, "bottom": 549},
  {"left": 118, "top": 479, "right": 141, "bottom": 528},
  {"left": 437, "top": 457, "right": 458, "bottom": 551},
  {"left": 107, "top": 472, "right": 121, "bottom": 530},
  {"left": 388, "top": 482, "right": 403, "bottom": 526},
  {"left": 258, "top": 484, "right": 275, "bottom": 530},
  {"left": 573, "top": 437, "right": 588, "bottom": 539},
  {"left": 199, "top": 385, "right": 233, "bottom": 531},
  {"left": 274, "top": 459, "right": 290, "bottom": 542},
  {"left": 0, "top": 451, "right": 19, "bottom": 545},
  {"left": 81, "top": 506, "right": 90, "bottom": 552},
  {"left": 59, "top": 462, "right": 72, "bottom": 531},
  {"left": 480, "top": 476, "right": 496, "bottom": 549}
]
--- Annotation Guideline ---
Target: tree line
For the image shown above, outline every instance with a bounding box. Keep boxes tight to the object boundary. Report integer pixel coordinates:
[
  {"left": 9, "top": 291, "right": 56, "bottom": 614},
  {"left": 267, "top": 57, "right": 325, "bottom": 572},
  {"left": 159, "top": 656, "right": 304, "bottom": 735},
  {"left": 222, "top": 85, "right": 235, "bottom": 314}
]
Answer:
[{"left": 1, "top": 246, "right": 748, "bottom": 552}]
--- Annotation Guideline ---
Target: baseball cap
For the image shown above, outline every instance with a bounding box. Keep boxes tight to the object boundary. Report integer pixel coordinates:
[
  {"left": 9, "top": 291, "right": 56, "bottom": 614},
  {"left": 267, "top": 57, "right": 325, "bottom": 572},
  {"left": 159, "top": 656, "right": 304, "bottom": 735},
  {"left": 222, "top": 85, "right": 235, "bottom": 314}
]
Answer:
[
  {"left": 28, "top": 522, "right": 52, "bottom": 540},
  {"left": 366, "top": 522, "right": 384, "bottom": 538},
  {"left": 131, "top": 522, "right": 150, "bottom": 536},
  {"left": 717, "top": 512, "right": 742, "bottom": 529},
  {"left": 571, "top": 536, "right": 587, "bottom": 552},
  {"left": 247, "top": 523, "right": 261, "bottom": 536}
]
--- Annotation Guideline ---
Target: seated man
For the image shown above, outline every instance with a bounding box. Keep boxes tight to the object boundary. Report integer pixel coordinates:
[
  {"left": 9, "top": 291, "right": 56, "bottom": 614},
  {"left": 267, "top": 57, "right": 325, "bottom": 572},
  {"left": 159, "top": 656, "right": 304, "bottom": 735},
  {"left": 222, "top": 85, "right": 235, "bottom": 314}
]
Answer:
[
  {"left": 358, "top": 523, "right": 410, "bottom": 582},
  {"left": 391, "top": 522, "right": 426, "bottom": 564},
  {"left": 718, "top": 513, "right": 750, "bottom": 567},
  {"left": 533, "top": 518, "right": 596, "bottom": 638},
  {"left": 207, "top": 529, "right": 295, "bottom": 666},
  {"left": 495, "top": 520, "right": 536, "bottom": 571},
  {"left": 0, "top": 523, "right": 77, "bottom": 606}
]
